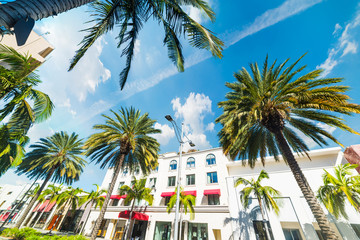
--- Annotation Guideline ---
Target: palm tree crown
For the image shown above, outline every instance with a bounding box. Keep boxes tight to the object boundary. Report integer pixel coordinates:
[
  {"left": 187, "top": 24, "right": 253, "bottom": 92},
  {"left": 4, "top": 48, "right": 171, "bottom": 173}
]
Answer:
[
  {"left": 119, "top": 177, "right": 154, "bottom": 206},
  {"left": 166, "top": 187, "right": 196, "bottom": 220},
  {"left": 69, "top": 0, "right": 224, "bottom": 89},
  {"left": 317, "top": 163, "right": 360, "bottom": 219},
  {"left": 83, "top": 184, "right": 107, "bottom": 210},
  {"left": 85, "top": 107, "right": 160, "bottom": 240},
  {"left": 235, "top": 170, "right": 281, "bottom": 219},
  {"left": 216, "top": 55, "right": 360, "bottom": 239}
]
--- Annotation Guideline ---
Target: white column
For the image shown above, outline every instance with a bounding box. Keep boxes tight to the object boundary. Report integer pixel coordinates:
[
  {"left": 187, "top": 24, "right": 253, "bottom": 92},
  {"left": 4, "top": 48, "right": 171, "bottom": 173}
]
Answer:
[
  {"left": 105, "top": 219, "right": 116, "bottom": 239},
  {"left": 265, "top": 207, "right": 286, "bottom": 240}
]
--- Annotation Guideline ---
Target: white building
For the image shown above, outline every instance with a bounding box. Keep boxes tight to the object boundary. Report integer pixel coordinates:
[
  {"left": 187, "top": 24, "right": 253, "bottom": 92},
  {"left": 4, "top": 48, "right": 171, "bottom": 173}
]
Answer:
[
  {"left": 83, "top": 148, "right": 233, "bottom": 240},
  {"left": 84, "top": 146, "right": 360, "bottom": 240}
]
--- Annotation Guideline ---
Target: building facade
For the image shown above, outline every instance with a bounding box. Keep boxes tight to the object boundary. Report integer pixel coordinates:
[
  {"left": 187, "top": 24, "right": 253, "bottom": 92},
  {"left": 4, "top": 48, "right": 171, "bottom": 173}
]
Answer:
[{"left": 84, "top": 146, "right": 360, "bottom": 240}]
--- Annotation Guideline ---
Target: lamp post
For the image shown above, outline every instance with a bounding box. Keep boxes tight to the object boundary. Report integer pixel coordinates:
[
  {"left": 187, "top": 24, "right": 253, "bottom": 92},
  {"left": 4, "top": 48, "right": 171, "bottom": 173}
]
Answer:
[{"left": 165, "top": 115, "right": 195, "bottom": 240}]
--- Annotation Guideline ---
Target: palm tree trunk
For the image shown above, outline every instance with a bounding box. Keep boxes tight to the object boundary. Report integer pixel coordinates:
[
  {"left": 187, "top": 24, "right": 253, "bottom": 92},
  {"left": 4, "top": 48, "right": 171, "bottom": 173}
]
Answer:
[
  {"left": 256, "top": 196, "right": 266, "bottom": 220},
  {"left": 274, "top": 129, "right": 338, "bottom": 240},
  {"left": 14, "top": 167, "right": 55, "bottom": 228},
  {"left": 56, "top": 199, "right": 71, "bottom": 231},
  {"left": 126, "top": 200, "right": 136, "bottom": 240},
  {"left": 90, "top": 153, "right": 125, "bottom": 240},
  {"left": 0, "top": 0, "right": 94, "bottom": 30}
]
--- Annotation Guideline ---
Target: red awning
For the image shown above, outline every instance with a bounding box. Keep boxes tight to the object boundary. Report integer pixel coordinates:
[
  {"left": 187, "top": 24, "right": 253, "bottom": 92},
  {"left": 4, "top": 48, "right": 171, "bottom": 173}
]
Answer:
[
  {"left": 32, "top": 203, "right": 41, "bottom": 212},
  {"left": 118, "top": 210, "right": 149, "bottom": 221},
  {"left": 204, "top": 189, "right": 221, "bottom": 196},
  {"left": 161, "top": 192, "right": 175, "bottom": 197},
  {"left": 38, "top": 200, "right": 50, "bottom": 212},
  {"left": 44, "top": 201, "right": 56, "bottom": 212},
  {"left": 183, "top": 191, "right": 197, "bottom": 197},
  {"left": 110, "top": 195, "right": 121, "bottom": 200}
]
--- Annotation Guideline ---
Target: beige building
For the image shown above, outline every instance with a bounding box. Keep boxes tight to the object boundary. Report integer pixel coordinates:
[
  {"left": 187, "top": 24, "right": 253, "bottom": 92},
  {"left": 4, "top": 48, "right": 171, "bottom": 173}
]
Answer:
[{"left": 1, "top": 30, "right": 54, "bottom": 63}]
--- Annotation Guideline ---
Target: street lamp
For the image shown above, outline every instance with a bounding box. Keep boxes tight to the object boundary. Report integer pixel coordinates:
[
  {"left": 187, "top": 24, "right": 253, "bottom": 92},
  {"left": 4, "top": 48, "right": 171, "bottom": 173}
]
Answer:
[{"left": 165, "top": 115, "right": 195, "bottom": 240}]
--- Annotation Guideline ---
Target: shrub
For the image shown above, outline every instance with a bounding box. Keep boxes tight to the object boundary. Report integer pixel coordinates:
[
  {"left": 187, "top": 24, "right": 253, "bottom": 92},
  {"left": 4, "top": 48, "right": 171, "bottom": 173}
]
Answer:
[
  {"left": 1, "top": 227, "right": 19, "bottom": 237},
  {"left": 0, "top": 228, "right": 88, "bottom": 240}
]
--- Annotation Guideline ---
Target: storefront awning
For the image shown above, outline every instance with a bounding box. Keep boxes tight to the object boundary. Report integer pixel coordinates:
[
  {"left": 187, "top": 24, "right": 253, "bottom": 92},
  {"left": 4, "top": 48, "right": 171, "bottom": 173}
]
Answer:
[
  {"left": 183, "top": 191, "right": 197, "bottom": 196},
  {"left": 118, "top": 210, "right": 149, "bottom": 221},
  {"left": 44, "top": 201, "right": 56, "bottom": 212},
  {"left": 161, "top": 192, "right": 175, "bottom": 197},
  {"left": 110, "top": 195, "right": 127, "bottom": 200},
  {"left": 204, "top": 189, "right": 221, "bottom": 196}
]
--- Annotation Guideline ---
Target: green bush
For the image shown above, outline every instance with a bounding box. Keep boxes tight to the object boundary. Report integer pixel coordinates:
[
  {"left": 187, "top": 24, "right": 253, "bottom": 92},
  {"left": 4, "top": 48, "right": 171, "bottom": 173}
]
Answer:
[{"left": 0, "top": 228, "right": 87, "bottom": 240}]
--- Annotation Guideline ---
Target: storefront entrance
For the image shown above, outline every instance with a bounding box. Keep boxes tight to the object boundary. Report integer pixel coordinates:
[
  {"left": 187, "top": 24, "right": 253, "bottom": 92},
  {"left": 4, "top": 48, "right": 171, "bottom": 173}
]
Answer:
[
  {"left": 188, "top": 223, "right": 208, "bottom": 240},
  {"left": 154, "top": 221, "right": 172, "bottom": 240}
]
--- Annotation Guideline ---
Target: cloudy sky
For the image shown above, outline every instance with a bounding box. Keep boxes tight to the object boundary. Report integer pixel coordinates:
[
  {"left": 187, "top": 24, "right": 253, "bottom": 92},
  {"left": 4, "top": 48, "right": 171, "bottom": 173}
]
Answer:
[{"left": 2, "top": 0, "right": 360, "bottom": 190}]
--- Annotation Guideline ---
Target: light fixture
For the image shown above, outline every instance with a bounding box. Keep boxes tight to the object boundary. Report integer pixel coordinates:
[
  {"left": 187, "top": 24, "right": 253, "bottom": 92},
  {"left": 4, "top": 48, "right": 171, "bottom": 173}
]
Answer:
[{"left": 165, "top": 115, "right": 173, "bottom": 121}]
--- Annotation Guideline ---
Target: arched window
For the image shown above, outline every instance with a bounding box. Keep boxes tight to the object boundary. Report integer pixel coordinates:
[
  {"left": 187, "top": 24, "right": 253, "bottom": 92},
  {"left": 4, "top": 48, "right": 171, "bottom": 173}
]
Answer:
[
  {"left": 186, "top": 157, "right": 195, "bottom": 168},
  {"left": 206, "top": 154, "right": 216, "bottom": 165},
  {"left": 169, "top": 160, "right": 177, "bottom": 170}
]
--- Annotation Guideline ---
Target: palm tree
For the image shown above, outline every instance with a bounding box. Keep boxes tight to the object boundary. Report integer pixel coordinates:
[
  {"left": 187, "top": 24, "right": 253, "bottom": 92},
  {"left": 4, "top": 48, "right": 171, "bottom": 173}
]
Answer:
[
  {"left": 0, "top": 1, "right": 223, "bottom": 90},
  {"left": 14, "top": 131, "right": 86, "bottom": 228},
  {"left": 317, "top": 163, "right": 360, "bottom": 219},
  {"left": 235, "top": 170, "right": 281, "bottom": 220},
  {"left": 0, "top": 45, "right": 54, "bottom": 176},
  {"left": 119, "top": 177, "right": 154, "bottom": 240},
  {"left": 216, "top": 55, "right": 360, "bottom": 239},
  {"left": 166, "top": 187, "right": 196, "bottom": 220},
  {"left": 85, "top": 107, "right": 160, "bottom": 240},
  {"left": 78, "top": 184, "right": 106, "bottom": 234},
  {"left": 31, "top": 184, "right": 63, "bottom": 228},
  {"left": 54, "top": 186, "right": 84, "bottom": 231}
]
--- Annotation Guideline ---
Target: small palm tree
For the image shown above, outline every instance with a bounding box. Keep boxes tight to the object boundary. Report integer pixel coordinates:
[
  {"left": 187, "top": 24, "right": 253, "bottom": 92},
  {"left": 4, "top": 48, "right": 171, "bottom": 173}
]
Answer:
[
  {"left": 31, "top": 184, "right": 63, "bottom": 227},
  {"left": 119, "top": 177, "right": 154, "bottom": 240},
  {"left": 216, "top": 55, "right": 360, "bottom": 239},
  {"left": 317, "top": 163, "right": 360, "bottom": 219},
  {"left": 14, "top": 131, "right": 86, "bottom": 228},
  {"left": 235, "top": 170, "right": 281, "bottom": 220},
  {"left": 85, "top": 107, "right": 160, "bottom": 240},
  {"left": 82, "top": 184, "right": 107, "bottom": 211},
  {"left": 55, "top": 186, "right": 84, "bottom": 231},
  {"left": 166, "top": 187, "right": 196, "bottom": 220}
]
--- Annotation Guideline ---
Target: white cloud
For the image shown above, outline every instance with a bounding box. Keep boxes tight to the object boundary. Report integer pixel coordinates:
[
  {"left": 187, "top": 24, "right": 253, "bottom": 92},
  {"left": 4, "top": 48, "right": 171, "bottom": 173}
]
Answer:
[
  {"left": 333, "top": 23, "right": 342, "bottom": 35},
  {"left": 35, "top": 9, "right": 111, "bottom": 103},
  {"left": 317, "top": 9, "right": 360, "bottom": 76},
  {"left": 206, "top": 122, "right": 215, "bottom": 132},
  {"left": 134, "top": 39, "right": 141, "bottom": 56},
  {"left": 27, "top": 124, "right": 55, "bottom": 142},
  {"left": 152, "top": 123, "right": 175, "bottom": 145},
  {"left": 119, "top": 0, "right": 322, "bottom": 99},
  {"left": 171, "top": 93, "right": 214, "bottom": 151}
]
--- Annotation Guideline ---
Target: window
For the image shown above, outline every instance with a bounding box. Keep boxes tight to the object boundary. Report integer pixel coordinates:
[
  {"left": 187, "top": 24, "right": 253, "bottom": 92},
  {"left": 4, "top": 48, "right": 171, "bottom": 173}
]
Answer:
[
  {"left": 7, "top": 192, "right": 12, "bottom": 195},
  {"left": 123, "top": 167, "right": 128, "bottom": 175},
  {"left": 134, "top": 167, "right": 140, "bottom": 175},
  {"left": 283, "top": 229, "right": 303, "bottom": 240},
  {"left": 186, "top": 157, "right": 195, "bottom": 168},
  {"left": 207, "top": 172, "right": 218, "bottom": 184},
  {"left": 110, "top": 199, "right": 119, "bottom": 206},
  {"left": 154, "top": 166, "right": 159, "bottom": 173},
  {"left": 186, "top": 174, "right": 195, "bottom": 186},
  {"left": 208, "top": 194, "right": 220, "bottom": 205},
  {"left": 188, "top": 223, "right": 208, "bottom": 240},
  {"left": 168, "top": 176, "right": 176, "bottom": 187},
  {"left": 149, "top": 178, "right": 157, "bottom": 189},
  {"left": 154, "top": 222, "right": 172, "bottom": 240},
  {"left": 169, "top": 160, "right": 177, "bottom": 170},
  {"left": 206, "top": 154, "right": 216, "bottom": 165},
  {"left": 118, "top": 182, "right": 125, "bottom": 188},
  {"left": 165, "top": 196, "right": 171, "bottom": 206},
  {"left": 351, "top": 224, "right": 360, "bottom": 238}
]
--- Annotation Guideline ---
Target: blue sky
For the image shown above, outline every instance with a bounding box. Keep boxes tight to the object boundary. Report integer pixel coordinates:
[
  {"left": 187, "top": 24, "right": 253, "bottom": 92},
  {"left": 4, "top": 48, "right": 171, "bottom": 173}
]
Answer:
[{"left": 2, "top": 0, "right": 360, "bottom": 191}]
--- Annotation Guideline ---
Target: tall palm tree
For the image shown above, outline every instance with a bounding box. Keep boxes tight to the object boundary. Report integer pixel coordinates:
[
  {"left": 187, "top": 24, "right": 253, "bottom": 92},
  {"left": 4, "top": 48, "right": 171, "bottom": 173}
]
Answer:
[
  {"left": 85, "top": 107, "right": 160, "bottom": 240},
  {"left": 317, "top": 163, "right": 360, "bottom": 219},
  {"left": 54, "top": 186, "right": 84, "bottom": 231},
  {"left": 119, "top": 177, "right": 154, "bottom": 240},
  {"left": 235, "top": 170, "right": 281, "bottom": 220},
  {"left": 14, "top": 131, "right": 86, "bottom": 228},
  {"left": 166, "top": 187, "right": 196, "bottom": 220},
  {"left": 216, "top": 55, "right": 360, "bottom": 239},
  {"left": 0, "top": 1, "right": 223, "bottom": 90},
  {"left": 0, "top": 45, "right": 54, "bottom": 176},
  {"left": 31, "top": 184, "right": 63, "bottom": 227}
]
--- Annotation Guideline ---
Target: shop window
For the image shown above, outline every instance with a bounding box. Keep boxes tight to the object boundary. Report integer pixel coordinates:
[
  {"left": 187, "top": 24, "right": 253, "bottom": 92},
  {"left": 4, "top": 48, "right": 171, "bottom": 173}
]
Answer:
[
  {"left": 283, "top": 228, "right": 303, "bottom": 240},
  {"left": 187, "top": 157, "right": 195, "bottom": 168},
  {"left": 169, "top": 160, "right": 177, "bottom": 170},
  {"left": 168, "top": 176, "right": 176, "bottom": 187},
  {"left": 206, "top": 154, "right": 216, "bottom": 166},
  {"left": 154, "top": 222, "right": 172, "bottom": 240},
  {"left": 351, "top": 224, "right": 360, "bottom": 238},
  {"left": 253, "top": 220, "right": 274, "bottom": 240},
  {"left": 110, "top": 199, "right": 119, "bottom": 206},
  {"left": 208, "top": 194, "right": 220, "bottom": 205},
  {"left": 186, "top": 174, "right": 195, "bottom": 186},
  {"left": 97, "top": 219, "right": 110, "bottom": 238},
  {"left": 188, "top": 222, "right": 208, "bottom": 240},
  {"left": 207, "top": 172, "right": 218, "bottom": 184}
]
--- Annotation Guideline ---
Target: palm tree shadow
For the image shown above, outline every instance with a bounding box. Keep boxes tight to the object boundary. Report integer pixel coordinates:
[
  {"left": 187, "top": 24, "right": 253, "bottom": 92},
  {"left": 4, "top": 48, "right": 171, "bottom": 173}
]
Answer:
[{"left": 224, "top": 211, "right": 253, "bottom": 240}]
